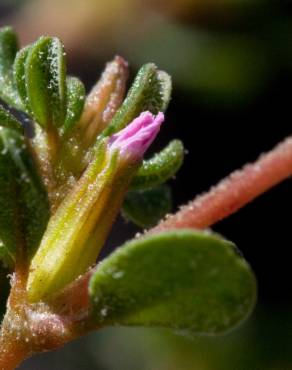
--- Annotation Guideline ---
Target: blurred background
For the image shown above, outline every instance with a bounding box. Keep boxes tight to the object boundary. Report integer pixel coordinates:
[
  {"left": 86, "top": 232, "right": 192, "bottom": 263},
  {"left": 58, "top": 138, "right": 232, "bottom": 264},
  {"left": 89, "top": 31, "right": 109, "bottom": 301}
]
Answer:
[{"left": 1, "top": 0, "right": 292, "bottom": 369}]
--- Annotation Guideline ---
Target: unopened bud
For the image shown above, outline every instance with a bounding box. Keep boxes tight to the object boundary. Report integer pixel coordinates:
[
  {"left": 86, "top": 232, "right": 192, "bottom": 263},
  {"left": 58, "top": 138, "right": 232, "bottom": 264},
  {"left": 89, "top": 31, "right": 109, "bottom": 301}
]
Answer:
[{"left": 27, "top": 111, "right": 164, "bottom": 302}]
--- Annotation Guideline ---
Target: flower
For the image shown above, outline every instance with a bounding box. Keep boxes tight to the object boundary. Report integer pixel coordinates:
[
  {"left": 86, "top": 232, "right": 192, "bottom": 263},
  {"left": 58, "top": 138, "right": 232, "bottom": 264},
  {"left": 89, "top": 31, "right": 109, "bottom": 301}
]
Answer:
[
  {"left": 109, "top": 111, "right": 164, "bottom": 163},
  {"left": 27, "top": 111, "right": 164, "bottom": 302}
]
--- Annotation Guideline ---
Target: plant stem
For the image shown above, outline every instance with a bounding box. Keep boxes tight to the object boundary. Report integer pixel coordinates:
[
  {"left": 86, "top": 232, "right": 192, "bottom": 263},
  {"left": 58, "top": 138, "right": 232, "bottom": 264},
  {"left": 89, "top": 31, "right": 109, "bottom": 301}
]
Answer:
[
  {"left": 150, "top": 136, "right": 292, "bottom": 232},
  {"left": 0, "top": 265, "right": 30, "bottom": 370},
  {"left": 0, "top": 326, "right": 29, "bottom": 370}
]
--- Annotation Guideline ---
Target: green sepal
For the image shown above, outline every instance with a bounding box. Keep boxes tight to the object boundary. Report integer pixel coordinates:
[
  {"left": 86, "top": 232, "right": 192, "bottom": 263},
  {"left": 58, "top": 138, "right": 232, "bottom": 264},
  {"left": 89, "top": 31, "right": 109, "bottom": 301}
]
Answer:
[
  {"left": 89, "top": 230, "right": 256, "bottom": 335},
  {"left": 102, "top": 64, "right": 171, "bottom": 137},
  {"left": 131, "top": 139, "right": 184, "bottom": 190},
  {"left": 62, "top": 76, "right": 86, "bottom": 134},
  {"left": 27, "top": 140, "right": 122, "bottom": 302},
  {"left": 0, "top": 127, "right": 49, "bottom": 266},
  {"left": 22, "top": 36, "right": 67, "bottom": 128},
  {"left": 122, "top": 185, "right": 172, "bottom": 228},
  {"left": 0, "top": 26, "right": 21, "bottom": 108}
]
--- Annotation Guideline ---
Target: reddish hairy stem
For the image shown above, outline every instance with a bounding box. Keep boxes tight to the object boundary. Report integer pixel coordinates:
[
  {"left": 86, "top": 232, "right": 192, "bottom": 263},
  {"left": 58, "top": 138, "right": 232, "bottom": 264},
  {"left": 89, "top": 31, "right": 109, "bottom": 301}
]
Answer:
[
  {"left": 0, "top": 337, "right": 29, "bottom": 370},
  {"left": 0, "top": 274, "right": 30, "bottom": 370},
  {"left": 150, "top": 136, "right": 292, "bottom": 233}
]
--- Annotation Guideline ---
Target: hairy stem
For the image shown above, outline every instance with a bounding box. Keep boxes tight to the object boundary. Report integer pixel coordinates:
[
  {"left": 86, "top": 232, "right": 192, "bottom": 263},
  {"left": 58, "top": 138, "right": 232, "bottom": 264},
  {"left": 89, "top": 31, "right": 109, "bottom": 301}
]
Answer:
[
  {"left": 150, "top": 136, "right": 292, "bottom": 232},
  {"left": 0, "top": 335, "right": 29, "bottom": 370},
  {"left": 0, "top": 274, "right": 30, "bottom": 370}
]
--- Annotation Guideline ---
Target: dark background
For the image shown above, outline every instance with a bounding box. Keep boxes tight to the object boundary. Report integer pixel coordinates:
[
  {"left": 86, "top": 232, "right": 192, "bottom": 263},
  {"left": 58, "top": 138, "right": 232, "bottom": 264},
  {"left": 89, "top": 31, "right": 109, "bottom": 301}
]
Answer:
[{"left": 1, "top": 0, "right": 292, "bottom": 369}]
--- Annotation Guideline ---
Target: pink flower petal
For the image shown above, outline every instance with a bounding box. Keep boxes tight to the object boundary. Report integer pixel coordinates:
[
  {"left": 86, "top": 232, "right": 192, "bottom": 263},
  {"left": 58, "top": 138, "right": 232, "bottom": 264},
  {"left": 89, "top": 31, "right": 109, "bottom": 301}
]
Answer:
[{"left": 109, "top": 111, "right": 164, "bottom": 162}]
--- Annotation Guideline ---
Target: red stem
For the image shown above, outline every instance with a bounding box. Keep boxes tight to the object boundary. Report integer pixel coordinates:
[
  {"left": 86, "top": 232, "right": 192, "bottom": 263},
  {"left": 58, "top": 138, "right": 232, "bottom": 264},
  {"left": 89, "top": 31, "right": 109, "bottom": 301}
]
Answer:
[
  {"left": 0, "top": 339, "right": 29, "bottom": 370},
  {"left": 150, "top": 136, "right": 292, "bottom": 232}
]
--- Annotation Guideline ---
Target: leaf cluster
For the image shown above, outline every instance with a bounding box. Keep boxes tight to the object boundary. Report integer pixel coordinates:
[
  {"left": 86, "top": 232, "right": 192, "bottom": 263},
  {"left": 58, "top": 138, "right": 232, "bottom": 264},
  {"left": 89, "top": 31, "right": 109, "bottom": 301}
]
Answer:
[{"left": 0, "top": 26, "right": 256, "bottom": 335}]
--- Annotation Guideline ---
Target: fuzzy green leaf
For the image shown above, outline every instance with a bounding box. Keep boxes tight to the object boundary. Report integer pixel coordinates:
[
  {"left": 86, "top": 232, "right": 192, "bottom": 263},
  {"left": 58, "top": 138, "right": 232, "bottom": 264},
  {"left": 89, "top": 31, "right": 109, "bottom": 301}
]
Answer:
[
  {"left": 62, "top": 76, "right": 85, "bottom": 133},
  {"left": 0, "top": 26, "right": 21, "bottom": 108},
  {"left": 89, "top": 230, "right": 256, "bottom": 334},
  {"left": 23, "top": 36, "right": 67, "bottom": 128},
  {"left": 0, "top": 27, "right": 18, "bottom": 74},
  {"left": 131, "top": 139, "right": 184, "bottom": 190},
  {"left": 13, "top": 45, "right": 32, "bottom": 112},
  {"left": 122, "top": 185, "right": 172, "bottom": 228},
  {"left": 156, "top": 70, "right": 172, "bottom": 112},
  {"left": 0, "top": 105, "right": 22, "bottom": 132},
  {"left": 102, "top": 64, "right": 171, "bottom": 137},
  {"left": 0, "top": 127, "right": 49, "bottom": 266}
]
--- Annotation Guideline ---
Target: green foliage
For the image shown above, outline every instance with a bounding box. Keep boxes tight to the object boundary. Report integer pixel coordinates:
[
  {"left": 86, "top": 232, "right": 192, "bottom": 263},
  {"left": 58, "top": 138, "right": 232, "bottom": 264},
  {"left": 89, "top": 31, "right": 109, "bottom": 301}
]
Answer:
[
  {"left": 0, "top": 27, "right": 21, "bottom": 108},
  {"left": 131, "top": 139, "right": 184, "bottom": 190},
  {"left": 63, "top": 77, "right": 86, "bottom": 134},
  {"left": 124, "top": 140, "right": 183, "bottom": 228},
  {"left": 102, "top": 63, "right": 171, "bottom": 137},
  {"left": 0, "top": 115, "right": 49, "bottom": 266},
  {"left": 21, "top": 37, "right": 66, "bottom": 127},
  {"left": 122, "top": 185, "right": 172, "bottom": 228},
  {"left": 89, "top": 230, "right": 256, "bottom": 334},
  {"left": 13, "top": 44, "right": 31, "bottom": 110},
  {"left": 0, "top": 27, "right": 257, "bottom": 342},
  {"left": 0, "top": 105, "right": 22, "bottom": 132},
  {"left": 12, "top": 34, "right": 84, "bottom": 133}
]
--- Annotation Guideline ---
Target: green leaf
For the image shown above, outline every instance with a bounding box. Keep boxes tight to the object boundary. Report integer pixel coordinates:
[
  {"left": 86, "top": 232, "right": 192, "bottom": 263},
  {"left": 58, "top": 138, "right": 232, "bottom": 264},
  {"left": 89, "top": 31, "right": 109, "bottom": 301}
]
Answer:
[
  {"left": 13, "top": 45, "right": 32, "bottom": 112},
  {"left": 0, "top": 27, "right": 18, "bottom": 74},
  {"left": 122, "top": 185, "right": 172, "bottom": 228},
  {"left": 0, "top": 26, "right": 21, "bottom": 108},
  {"left": 131, "top": 139, "right": 184, "bottom": 190},
  {"left": 0, "top": 127, "right": 50, "bottom": 266},
  {"left": 0, "top": 105, "right": 22, "bottom": 133},
  {"left": 89, "top": 230, "right": 256, "bottom": 334},
  {"left": 23, "top": 36, "right": 67, "bottom": 128},
  {"left": 156, "top": 70, "right": 172, "bottom": 112},
  {"left": 62, "top": 76, "right": 85, "bottom": 134},
  {"left": 102, "top": 64, "right": 171, "bottom": 137}
]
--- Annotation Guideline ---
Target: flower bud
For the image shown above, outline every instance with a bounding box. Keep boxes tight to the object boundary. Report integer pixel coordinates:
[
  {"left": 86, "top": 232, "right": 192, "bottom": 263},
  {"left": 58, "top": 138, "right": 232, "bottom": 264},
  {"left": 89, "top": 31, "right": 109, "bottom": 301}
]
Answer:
[{"left": 27, "top": 111, "right": 164, "bottom": 302}]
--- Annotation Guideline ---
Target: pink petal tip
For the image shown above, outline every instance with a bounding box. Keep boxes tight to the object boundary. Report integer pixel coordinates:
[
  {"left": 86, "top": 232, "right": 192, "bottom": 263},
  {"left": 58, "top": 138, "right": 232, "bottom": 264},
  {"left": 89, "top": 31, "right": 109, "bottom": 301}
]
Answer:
[{"left": 109, "top": 111, "right": 164, "bottom": 162}]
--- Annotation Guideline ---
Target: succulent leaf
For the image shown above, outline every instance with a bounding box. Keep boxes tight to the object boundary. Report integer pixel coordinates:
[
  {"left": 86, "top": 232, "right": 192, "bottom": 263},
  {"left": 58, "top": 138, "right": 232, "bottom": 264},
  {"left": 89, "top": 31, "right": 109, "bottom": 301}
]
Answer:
[
  {"left": 122, "top": 184, "right": 172, "bottom": 228},
  {"left": 131, "top": 139, "right": 184, "bottom": 190},
  {"left": 13, "top": 45, "right": 32, "bottom": 112},
  {"left": 102, "top": 64, "right": 171, "bottom": 137},
  {"left": 156, "top": 70, "right": 172, "bottom": 112},
  {"left": 62, "top": 77, "right": 85, "bottom": 134},
  {"left": 0, "top": 26, "right": 21, "bottom": 108},
  {"left": 20, "top": 36, "right": 67, "bottom": 128},
  {"left": 0, "top": 126, "right": 49, "bottom": 266},
  {"left": 89, "top": 230, "right": 256, "bottom": 335},
  {"left": 0, "top": 105, "right": 22, "bottom": 133}
]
